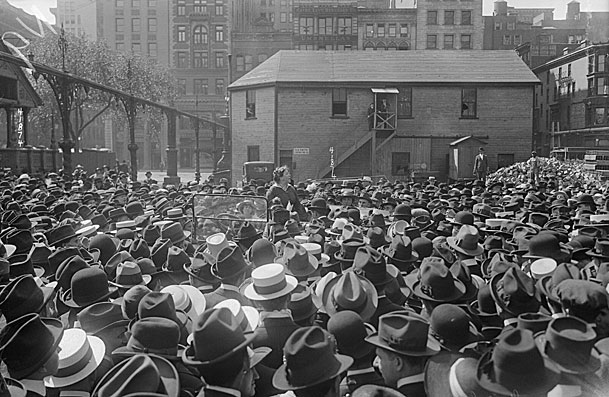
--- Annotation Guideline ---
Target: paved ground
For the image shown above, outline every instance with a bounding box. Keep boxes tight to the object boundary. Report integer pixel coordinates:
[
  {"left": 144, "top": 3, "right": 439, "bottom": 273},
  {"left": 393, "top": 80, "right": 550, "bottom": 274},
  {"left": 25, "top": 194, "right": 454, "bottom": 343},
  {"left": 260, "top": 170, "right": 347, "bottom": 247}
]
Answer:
[{"left": 137, "top": 168, "right": 213, "bottom": 183}]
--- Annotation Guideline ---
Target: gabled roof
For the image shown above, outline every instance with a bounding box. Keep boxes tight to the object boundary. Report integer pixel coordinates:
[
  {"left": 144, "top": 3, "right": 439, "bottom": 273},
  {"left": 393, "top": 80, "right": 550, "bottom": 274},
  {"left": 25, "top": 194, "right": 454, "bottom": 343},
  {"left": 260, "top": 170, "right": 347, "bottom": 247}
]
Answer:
[{"left": 229, "top": 50, "right": 540, "bottom": 89}]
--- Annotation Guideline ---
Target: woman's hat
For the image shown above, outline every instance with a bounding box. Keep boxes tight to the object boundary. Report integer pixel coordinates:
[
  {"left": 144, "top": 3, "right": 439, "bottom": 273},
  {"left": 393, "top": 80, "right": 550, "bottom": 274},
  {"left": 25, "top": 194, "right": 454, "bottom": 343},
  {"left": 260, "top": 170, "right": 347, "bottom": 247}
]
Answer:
[
  {"left": 476, "top": 328, "right": 560, "bottom": 396},
  {"left": 93, "top": 354, "right": 179, "bottom": 397},
  {"left": 243, "top": 263, "right": 298, "bottom": 301},
  {"left": 273, "top": 326, "right": 353, "bottom": 391},
  {"left": 321, "top": 271, "right": 378, "bottom": 322},
  {"left": 44, "top": 328, "right": 106, "bottom": 388}
]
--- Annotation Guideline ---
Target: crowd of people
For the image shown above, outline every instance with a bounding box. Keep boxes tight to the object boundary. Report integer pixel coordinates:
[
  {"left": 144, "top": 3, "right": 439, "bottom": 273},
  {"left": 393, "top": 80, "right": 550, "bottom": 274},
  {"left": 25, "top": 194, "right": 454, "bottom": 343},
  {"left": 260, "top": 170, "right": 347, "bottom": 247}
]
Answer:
[{"left": 0, "top": 155, "right": 609, "bottom": 397}]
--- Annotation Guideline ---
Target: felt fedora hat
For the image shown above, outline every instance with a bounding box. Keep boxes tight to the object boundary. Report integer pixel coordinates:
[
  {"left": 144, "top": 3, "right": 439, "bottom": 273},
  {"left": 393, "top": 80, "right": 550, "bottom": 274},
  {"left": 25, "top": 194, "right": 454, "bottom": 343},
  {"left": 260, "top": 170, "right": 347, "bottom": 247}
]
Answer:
[
  {"left": 446, "top": 225, "right": 484, "bottom": 257},
  {"left": 93, "top": 353, "right": 179, "bottom": 397},
  {"left": 300, "top": 242, "right": 330, "bottom": 265},
  {"left": 523, "top": 233, "right": 571, "bottom": 262},
  {"left": 44, "top": 328, "right": 106, "bottom": 389},
  {"left": 77, "top": 301, "right": 130, "bottom": 336},
  {"left": 182, "top": 306, "right": 256, "bottom": 366},
  {"left": 163, "top": 246, "right": 190, "bottom": 273},
  {"left": 490, "top": 267, "right": 540, "bottom": 317},
  {"left": 160, "top": 222, "right": 190, "bottom": 245},
  {"left": 429, "top": 304, "right": 480, "bottom": 351},
  {"left": 9, "top": 252, "right": 44, "bottom": 279},
  {"left": 0, "top": 274, "right": 54, "bottom": 322},
  {"left": 517, "top": 312, "right": 552, "bottom": 334},
  {"left": 381, "top": 235, "right": 419, "bottom": 264},
  {"left": 335, "top": 239, "right": 366, "bottom": 263},
  {"left": 476, "top": 328, "right": 560, "bottom": 397},
  {"left": 211, "top": 244, "right": 250, "bottom": 280},
  {"left": 183, "top": 256, "right": 219, "bottom": 286},
  {"left": 246, "top": 238, "right": 278, "bottom": 268},
  {"left": 5, "top": 229, "right": 33, "bottom": 254},
  {"left": 142, "top": 224, "right": 161, "bottom": 246},
  {"left": 352, "top": 245, "right": 393, "bottom": 287},
  {"left": 366, "top": 226, "right": 391, "bottom": 249},
  {"left": 321, "top": 271, "right": 378, "bottom": 322},
  {"left": 412, "top": 257, "right": 466, "bottom": 303},
  {"left": 276, "top": 241, "right": 318, "bottom": 278},
  {"left": 233, "top": 222, "right": 262, "bottom": 242},
  {"left": 327, "top": 310, "right": 376, "bottom": 360},
  {"left": 119, "top": 285, "right": 152, "bottom": 321},
  {"left": 113, "top": 317, "right": 183, "bottom": 361},
  {"left": 61, "top": 267, "right": 117, "bottom": 309},
  {"left": 365, "top": 311, "right": 441, "bottom": 357},
  {"left": 586, "top": 239, "right": 609, "bottom": 259},
  {"left": 214, "top": 299, "right": 260, "bottom": 333},
  {"left": 273, "top": 326, "right": 353, "bottom": 391},
  {"left": 0, "top": 313, "right": 64, "bottom": 380},
  {"left": 287, "top": 284, "right": 319, "bottom": 323},
  {"left": 109, "top": 261, "right": 152, "bottom": 289},
  {"left": 45, "top": 224, "right": 77, "bottom": 247},
  {"left": 537, "top": 262, "right": 581, "bottom": 304},
  {"left": 534, "top": 316, "right": 601, "bottom": 374},
  {"left": 243, "top": 263, "right": 298, "bottom": 301}
]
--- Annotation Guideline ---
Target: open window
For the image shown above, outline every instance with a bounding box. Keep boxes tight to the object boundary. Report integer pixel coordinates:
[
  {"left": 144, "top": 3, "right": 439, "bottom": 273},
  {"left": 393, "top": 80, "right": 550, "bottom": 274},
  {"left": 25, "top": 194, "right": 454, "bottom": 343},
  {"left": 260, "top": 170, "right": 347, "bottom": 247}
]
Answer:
[{"left": 370, "top": 88, "right": 398, "bottom": 130}]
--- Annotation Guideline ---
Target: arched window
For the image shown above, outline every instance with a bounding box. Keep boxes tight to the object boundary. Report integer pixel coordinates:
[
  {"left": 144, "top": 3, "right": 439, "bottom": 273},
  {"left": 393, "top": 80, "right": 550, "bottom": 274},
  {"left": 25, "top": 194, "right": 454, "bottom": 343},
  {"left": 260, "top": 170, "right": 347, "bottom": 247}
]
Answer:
[{"left": 193, "top": 25, "right": 208, "bottom": 44}]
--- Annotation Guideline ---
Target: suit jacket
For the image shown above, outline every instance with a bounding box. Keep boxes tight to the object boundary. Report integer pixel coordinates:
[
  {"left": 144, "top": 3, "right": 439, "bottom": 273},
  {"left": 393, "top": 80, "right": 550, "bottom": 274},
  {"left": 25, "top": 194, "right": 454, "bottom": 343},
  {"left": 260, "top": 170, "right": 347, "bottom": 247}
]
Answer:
[
  {"left": 204, "top": 285, "right": 251, "bottom": 308},
  {"left": 398, "top": 381, "right": 427, "bottom": 397},
  {"left": 340, "top": 367, "right": 385, "bottom": 397},
  {"left": 252, "top": 313, "right": 300, "bottom": 369},
  {"left": 473, "top": 154, "right": 488, "bottom": 173},
  {"left": 370, "top": 296, "right": 405, "bottom": 328}
]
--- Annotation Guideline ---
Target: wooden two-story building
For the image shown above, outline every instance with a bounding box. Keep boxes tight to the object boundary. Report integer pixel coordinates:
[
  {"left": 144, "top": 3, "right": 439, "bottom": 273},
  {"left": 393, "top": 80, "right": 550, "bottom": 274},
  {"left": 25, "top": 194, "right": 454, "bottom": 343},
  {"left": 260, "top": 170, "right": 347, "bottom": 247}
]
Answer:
[{"left": 228, "top": 50, "right": 539, "bottom": 182}]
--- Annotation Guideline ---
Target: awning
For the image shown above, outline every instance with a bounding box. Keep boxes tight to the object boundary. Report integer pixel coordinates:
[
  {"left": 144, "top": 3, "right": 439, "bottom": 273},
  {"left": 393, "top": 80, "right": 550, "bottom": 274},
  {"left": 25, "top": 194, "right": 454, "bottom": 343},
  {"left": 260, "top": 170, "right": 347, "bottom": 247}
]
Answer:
[{"left": 371, "top": 88, "right": 399, "bottom": 94}]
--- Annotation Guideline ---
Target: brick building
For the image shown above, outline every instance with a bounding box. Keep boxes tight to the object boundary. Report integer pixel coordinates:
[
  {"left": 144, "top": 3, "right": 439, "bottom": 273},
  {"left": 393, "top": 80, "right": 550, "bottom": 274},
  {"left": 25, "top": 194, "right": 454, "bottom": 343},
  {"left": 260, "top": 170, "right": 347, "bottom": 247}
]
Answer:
[
  {"left": 532, "top": 43, "right": 609, "bottom": 155},
  {"left": 416, "top": 0, "right": 483, "bottom": 50},
  {"left": 228, "top": 50, "right": 538, "bottom": 182},
  {"left": 292, "top": 1, "right": 359, "bottom": 50},
  {"left": 358, "top": 7, "right": 416, "bottom": 50}
]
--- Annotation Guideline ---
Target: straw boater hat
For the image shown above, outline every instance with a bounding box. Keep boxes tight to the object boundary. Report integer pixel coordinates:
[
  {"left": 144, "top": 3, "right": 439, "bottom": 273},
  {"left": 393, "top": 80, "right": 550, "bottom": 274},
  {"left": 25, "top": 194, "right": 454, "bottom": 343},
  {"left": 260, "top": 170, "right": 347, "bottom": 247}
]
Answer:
[{"left": 243, "top": 263, "right": 298, "bottom": 301}]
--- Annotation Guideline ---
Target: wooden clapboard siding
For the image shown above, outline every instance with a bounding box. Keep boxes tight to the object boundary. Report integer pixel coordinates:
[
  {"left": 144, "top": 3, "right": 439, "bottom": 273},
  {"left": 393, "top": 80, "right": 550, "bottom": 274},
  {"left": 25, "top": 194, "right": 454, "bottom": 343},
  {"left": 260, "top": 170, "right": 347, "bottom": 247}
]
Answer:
[{"left": 376, "top": 137, "right": 432, "bottom": 177}]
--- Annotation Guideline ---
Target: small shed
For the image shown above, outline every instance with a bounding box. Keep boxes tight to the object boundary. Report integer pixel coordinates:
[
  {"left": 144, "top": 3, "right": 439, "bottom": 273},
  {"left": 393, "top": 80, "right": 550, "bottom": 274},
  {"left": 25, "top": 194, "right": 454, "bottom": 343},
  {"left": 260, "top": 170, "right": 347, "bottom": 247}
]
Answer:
[{"left": 449, "top": 136, "right": 487, "bottom": 181}]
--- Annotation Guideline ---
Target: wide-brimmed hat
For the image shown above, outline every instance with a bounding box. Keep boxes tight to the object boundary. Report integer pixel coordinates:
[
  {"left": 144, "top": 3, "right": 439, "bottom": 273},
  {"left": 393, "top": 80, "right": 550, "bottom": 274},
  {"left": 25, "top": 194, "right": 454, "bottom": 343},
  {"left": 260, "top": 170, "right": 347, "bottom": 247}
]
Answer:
[
  {"left": 321, "top": 271, "right": 378, "bottom": 322},
  {"left": 335, "top": 239, "right": 366, "bottom": 263},
  {"left": 352, "top": 246, "right": 392, "bottom": 287},
  {"left": 109, "top": 261, "right": 152, "bottom": 289},
  {"left": 381, "top": 235, "right": 419, "bottom": 265},
  {"left": 0, "top": 313, "right": 64, "bottom": 380},
  {"left": 517, "top": 312, "right": 552, "bottom": 334},
  {"left": 412, "top": 257, "right": 466, "bottom": 303},
  {"left": 537, "top": 262, "right": 581, "bottom": 304},
  {"left": 490, "top": 267, "right": 540, "bottom": 317},
  {"left": 243, "top": 263, "right": 298, "bottom": 301},
  {"left": 93, "top": 354, "right": 179, "bottom": 397},
  {"left": 477, "top": 328, "right": 560, "bottom": 396},
  {"left": 288, "top": 284, "right": 319, "bottom": 323},
  {"left": 44, "top": 328, "right": 106, "bottom": 388},
  {"left": 327, "top": 310, "right": 375, "bottom": 360},
  {"left": 211, "top": 245, "right": 250, "bottom": 281},
  {"left": 45, "top": 224, "right": 77, "bottom": 247},
  {"left": 534, "top": 316, "right": 601, "bottom": 374},
  {"left": 61, "top": 267, "right": 117, "bottom": 309},
  {"left": 273, "top": 326, "right": 353, "bottom": 390},
  {"left": 182, "top": 307, "right": 257, "bottom": 366},
  {"left": 113, "top": 317, "right": 183, "bottom": 361},
  {"left": 429, "top": 304, "right": 480, "bottom": 351},
  {"left": 276, "top": 241, "right": 318, "bottom": 278},
  {"left": 446, "top": 225, "right": 484, "bottom": 257},
  {"left": 523, "top": 233, "right": 571, "bottom": 262},
  {"left": 233, "top": 222, "right": 262, "bottom": 243},
  {"left": 161, "top": 284, "right": 207, "bottom": 323},
  {"left": 365, "top": 311, "right": 441, "bottom": 357},
  {"left": 78, "top": 301, "right": 130, "bottom": 335},
  {"left": 586, "top": 239, "right": 609, "bottom": 259},
  {"left": 246, "top": 238, "right": 277, "bottom": 268},
  {"left": 160, "top": 222, "right": 190, "bottom": 245},
  {"left": 0, "top": 274, "right": 54, "bottom": 322}
]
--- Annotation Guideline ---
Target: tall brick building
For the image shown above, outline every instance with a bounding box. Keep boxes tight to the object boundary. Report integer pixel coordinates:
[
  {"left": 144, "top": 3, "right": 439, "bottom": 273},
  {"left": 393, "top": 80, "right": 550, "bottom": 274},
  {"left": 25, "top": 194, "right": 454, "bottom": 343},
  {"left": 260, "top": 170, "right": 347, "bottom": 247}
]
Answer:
[
  {"left": 228, "top": 50, "right": 538, "bottom": 182},
  {"left": 416, "top": 0, "right": 483, "bottom": 50}
]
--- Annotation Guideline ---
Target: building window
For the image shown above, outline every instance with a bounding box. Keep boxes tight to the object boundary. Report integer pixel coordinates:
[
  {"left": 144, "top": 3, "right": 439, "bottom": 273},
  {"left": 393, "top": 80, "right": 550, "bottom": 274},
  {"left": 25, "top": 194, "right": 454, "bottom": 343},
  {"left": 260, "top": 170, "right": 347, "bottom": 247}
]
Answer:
[
  {"left": 177, "top": 52, "right": 187, "bottom": 68},
  {"left": 299, "top": 17, "right": 313, "bottom": 35},
  {"left": 194, "top": 78, "right": 208, "bottom": 95},
  {"left": 335, "top": 17, "right": 351, "bottom": 35},
  {"left": 494, "top": 21, "right": 502, "bottom": 30},
  {"left": 366, "top": 24, "right": 374, "bottom": 38},
  {"left": 280, "top": 12, "right": 287, "bottom": 22},
  {"left": 598, "top": 54, "right": 607, "bottom": 72},
  {"left": 503, "top": 35, "right": 511, "bottom": 45},
  {"left": 444, "top": 10, "right": 454, "bottom": 25},
  {"left": 247, "top": 146, "right": 260, "bottom": 162},
  {"left": 461, "top": 88, "right": 477, "bottom": 118},
  {"left": 177, "top": 79, "right": 186, "bottom": 95},
  {"left": 132, "top": 43, "right": 141, "bottom": 52},
  {"left": 377, "top": 24, "right": 385, "bottom": 38},
  {"left": 246, "top": 90, "right": 256, "bottom": 118},
  {"left": 215, "top": 52, "right": 225, "bottom": 68},
  {"left": 131, "top": 18, "right": 140, "bottom": 32},
  {"left": 148, "top": 42, "right": 157, "bottom": 57},
  {"left": 245, "top": 55, "right": 253, "bottom": 71},
  {"left": 392, "top": 152, "right": 410, "bottom": 176},
  {"left": 399, "top": 24, "right": 408, "bottom": 37},
  {"left": 426, "top": 34, "right": 437, "bottom": 49},
  {"left": 116, "top": 18, "right": 124, "bottom": 32},
  {"left": 236, "top": 55, "right": 244, "bottom": 71},
  {"left": 116, "top": 42, "right": 125, "bottom": 51},
  {"left": 193, "top": 25, "right": 208, "bottom": 44},
  {"left": 215, "top": 25, "right": 224, "bottom": 42},
  {"left": 148, "top": 18, "right": 156, "bottom": 32},
  {"left": 444, "top": 34, "right": 454, "bottom": 49},
  {"left": 461, "top": 11, "right": 472, "bottom": 25},
  {"left": 507, "top": 21, "right": 515, "bottom": 30},
  {"left": 461, "top": 34, "right": 472, "bottom": 49},
  {"left": 193, "top": 51, "right": 208, "bottom": 68},
  {"left": 215, "top": 79, "right": 224, "bottom": 95},
  {"left": 397, "top": 87, "right": 412, "bottom": 118},
  {"left": 148, "top": 0, "right": 156, "bottom": 7},
  {"left": 318, "top": 17, "right": 332, "bottom": 35},
  {"left": 177, "top": 0, "right": 186, "bottom": 15},
  {"left": 177, "top": 25, "right": 186, "bottom": 42},
  {"left": 194, "top": 0, "right": 207, "bottom": 13},
  {"left": 215, "top": 0, "right": 223, "bottom": 15},
  {"left": 598, "top": 77, "right": 609, "bottom": 96},
  {"left": 116, "top": 0, "right": 124, "bottom": 7},
  {"left": 388, "top": 23, "right": 396, "bottom": 37},
  {"left": 132, "top": 0, "right": 140, "bottom": 7},
  {"left": 514, "top": 35, "right": 522, "bottom": 45},
  {"left": 332, "top": 88, "right": 347, "bottom": 116},
  {"left": 427, "top": 10, "right": 438, "bottom": 25}
]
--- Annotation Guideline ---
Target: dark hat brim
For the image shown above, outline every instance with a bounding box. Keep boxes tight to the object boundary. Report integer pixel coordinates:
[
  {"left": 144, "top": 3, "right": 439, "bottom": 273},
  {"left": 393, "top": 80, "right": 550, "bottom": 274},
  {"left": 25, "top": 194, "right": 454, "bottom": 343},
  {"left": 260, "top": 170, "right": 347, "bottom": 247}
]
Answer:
[
  {"left": 272, "top": 353, "right": 353, "bottom": 391},
  {"left": 534, "top": 332, "right": 601, "bottom": 375},
  {"left": 446, "top": 237, "right": 484, "bottom": 257},
  {"left": 60, "top": 286, "right": 118, "bottom": 309},
  {"left": 181, "top": 332, "right": 255, "bottom": 367},
  {"left": 411, "top": 277, "right": 466, "bottom": 303},
  {"left": 365, "top": 332, "right": 441, "bottom": 357},
  {"left": 321, "top": 273, "right": 378, "bottom": 322},
  {"left": 380, "top": 246, "right": 420, "bottom": 263}
]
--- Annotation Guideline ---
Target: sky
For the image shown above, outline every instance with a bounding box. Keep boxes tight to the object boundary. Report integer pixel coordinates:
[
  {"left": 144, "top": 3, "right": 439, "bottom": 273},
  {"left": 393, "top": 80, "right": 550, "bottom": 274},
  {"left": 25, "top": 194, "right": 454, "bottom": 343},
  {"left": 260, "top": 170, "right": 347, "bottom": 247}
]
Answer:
[{"left": 6, "top": 0, "right": 609, "bottom": 25}]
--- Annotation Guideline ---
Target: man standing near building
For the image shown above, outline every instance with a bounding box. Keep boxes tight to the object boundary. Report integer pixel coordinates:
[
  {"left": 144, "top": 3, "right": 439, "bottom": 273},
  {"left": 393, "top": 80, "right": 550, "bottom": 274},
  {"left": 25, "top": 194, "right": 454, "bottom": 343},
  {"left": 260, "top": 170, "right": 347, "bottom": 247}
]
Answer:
[
  {"left": 473, "top": 147, "right": 489, "bottom": 183},
  {"left": 528, "top": 151, "right": 540, "bottom": 185}
]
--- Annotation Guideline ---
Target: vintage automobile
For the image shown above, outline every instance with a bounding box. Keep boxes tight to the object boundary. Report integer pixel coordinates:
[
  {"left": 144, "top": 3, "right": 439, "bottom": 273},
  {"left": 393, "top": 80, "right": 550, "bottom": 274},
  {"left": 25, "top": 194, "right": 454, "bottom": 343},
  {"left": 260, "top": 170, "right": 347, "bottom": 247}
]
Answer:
[{"left": 243, "top": 161, "right": 274, "bottom": 186}]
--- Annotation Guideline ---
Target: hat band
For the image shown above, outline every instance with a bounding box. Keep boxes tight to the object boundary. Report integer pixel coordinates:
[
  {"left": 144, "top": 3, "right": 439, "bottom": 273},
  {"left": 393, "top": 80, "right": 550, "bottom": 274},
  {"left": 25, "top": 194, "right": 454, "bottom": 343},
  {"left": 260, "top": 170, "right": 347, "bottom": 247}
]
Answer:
[
  {"left": 129, "top": 339, "right": 178, "bottom": 356},
  {"left": 55, "top": 343, "right": 93, "bottom": 378},
  {"left": 254, "top": 278, "right": 287, "bottom": 295},
  {"left": 117, "top": 272, "right": 143, "bottom": 286}
]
